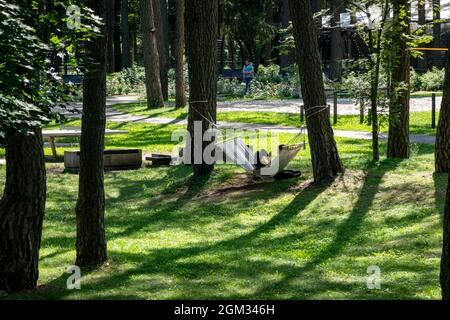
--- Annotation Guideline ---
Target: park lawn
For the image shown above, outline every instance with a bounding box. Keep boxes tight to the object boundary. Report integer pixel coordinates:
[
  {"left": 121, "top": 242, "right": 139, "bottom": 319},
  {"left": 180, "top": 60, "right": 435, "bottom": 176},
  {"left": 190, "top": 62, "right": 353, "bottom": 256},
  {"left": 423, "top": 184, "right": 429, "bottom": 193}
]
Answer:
[
  {"left": 0, "top": 121, "right": 445, "bottom": 300},
  {"left": 112, "top": 103, "right": 439, "bottom": 136}
]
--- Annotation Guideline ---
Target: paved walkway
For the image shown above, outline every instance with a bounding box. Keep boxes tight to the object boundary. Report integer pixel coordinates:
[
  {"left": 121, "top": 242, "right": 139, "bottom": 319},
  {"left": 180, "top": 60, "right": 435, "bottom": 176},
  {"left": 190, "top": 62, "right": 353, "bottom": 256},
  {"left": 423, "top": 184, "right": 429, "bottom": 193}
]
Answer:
[{"left": 58, "top": 95, "right": 436, "bottom": 145}]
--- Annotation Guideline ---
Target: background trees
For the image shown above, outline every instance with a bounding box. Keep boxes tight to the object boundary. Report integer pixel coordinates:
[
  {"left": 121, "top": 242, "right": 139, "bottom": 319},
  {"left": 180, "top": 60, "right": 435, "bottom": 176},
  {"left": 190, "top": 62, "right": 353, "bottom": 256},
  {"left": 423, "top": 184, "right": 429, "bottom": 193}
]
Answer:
[{"left": 139, "top": 0, "right": 165, "bottom": 108}]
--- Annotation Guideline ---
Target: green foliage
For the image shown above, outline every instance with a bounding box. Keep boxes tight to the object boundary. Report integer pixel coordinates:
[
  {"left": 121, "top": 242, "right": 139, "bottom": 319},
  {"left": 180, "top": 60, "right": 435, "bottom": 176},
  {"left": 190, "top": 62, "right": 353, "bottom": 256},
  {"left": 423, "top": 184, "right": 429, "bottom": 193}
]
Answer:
[
  {"left": 107, "top": 65, "right": 146, "bottom": 96},
  {"left": 0, "top": 1, "right": 66, "bottom": 145},
  {"left": 413, "top": 67, "right": 445, "bottom": 92}
]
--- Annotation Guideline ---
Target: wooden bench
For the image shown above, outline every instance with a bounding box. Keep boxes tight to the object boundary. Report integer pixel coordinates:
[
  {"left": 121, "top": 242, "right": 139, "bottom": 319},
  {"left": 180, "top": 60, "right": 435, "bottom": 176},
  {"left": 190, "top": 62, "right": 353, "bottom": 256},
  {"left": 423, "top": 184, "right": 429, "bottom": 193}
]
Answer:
[
  {"left": 65, "top": 149, "right": 142, "bottom": 171},
  {"left": 42, "top": 129, "right": 129, "bottom": 160}
]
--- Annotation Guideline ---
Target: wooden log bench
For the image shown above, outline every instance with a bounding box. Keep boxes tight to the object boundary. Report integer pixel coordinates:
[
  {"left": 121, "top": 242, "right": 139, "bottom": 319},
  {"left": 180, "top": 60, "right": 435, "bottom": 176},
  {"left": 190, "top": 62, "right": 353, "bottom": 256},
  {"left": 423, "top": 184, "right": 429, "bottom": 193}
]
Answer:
[{"left": 64, "top": 149, "right": 143, "bottom": 171}]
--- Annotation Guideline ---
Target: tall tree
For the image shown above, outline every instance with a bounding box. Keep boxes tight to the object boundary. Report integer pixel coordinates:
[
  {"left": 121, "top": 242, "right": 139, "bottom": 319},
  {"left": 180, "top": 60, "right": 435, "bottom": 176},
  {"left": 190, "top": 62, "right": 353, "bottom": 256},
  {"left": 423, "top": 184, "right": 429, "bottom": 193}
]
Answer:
[
  {"left": 76, "top": 0, "right": 108, "bottom": 267},
  {"left": 139, "top": 0, "right": 165, "bottom": 108},
  {"left": 329, "top": 0, "right": 344, "bottom": 81},
  {"left": 387, "top": 0, "right": 411, "bottom": 159},
  {"left": 280, "top": 0, "right": 294, "bottom": 71},
  {"left": 435, "top": 41, "right": 450, "bottom": 172},
  {"left": 114, "top": 0, "right": 122, "bottom": 71},
  {"left": 106, "top": 0, "right": 115, "bottom": 73},
  {"left": 433, "top": 0, "right": 442, "bottom": 68},
  {"left": 441, "top": 164, "right": 450, "bottom": 299},
  {"left": 121, "top": 0, "right": 131, "bottom": 69},
  {"left": 175, "top": 0, "right": 186, "bottom": 108},
  {"left": 186, "top": 0, "right": 218, "bottom": 177},
  {"left": 0, "top": 129, "right": 46, "bottom": 292},
  {"left": 0, "top": 0, "right": 67, "bottom": 291},
  {"left": 153, "top": 0, "right": 169, "bottom": 100},
  {"left": 289, "top": 0, "right": 343, "bottom": 182}
]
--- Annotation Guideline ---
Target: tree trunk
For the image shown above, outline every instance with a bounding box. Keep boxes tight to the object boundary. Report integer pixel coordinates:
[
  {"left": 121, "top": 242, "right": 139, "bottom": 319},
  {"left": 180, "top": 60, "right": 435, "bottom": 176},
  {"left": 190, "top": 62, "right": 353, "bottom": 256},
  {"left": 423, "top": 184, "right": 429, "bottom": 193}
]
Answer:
[
  {"left": 168, "top": 0, "right": 176, "bottom": 68},
  {"left": 280, "top": 0, "right": 294, "bottom": 72},
  {"left": 114, "top": 0, "right": 122, "bottom": 71},
  {"left": 436, "top": 42, "right": 450, "bottom": 172},
  {"left": 329, "top": 0, "right": 344, "bottom": 81},
  {"left": 186, "top": 0, "right": 218, "bottom": 177},
  {"left": 417, "top": 0, "right": 427, "bottom": 72},
  {"left": 387, "top": 0, "right": 410, "bottom": 159},
  {"left": 175, "top": 0, "right": 186, "bottom": 108},
  {"left": 121, "top": 0, "right": 130, "bottom": 69},
  {"left": 139, "top": 0, "right": 165, "bottom": 108},
  {"left": 433, "top": 0, "right": 442, "bottom": 68},
  {"left": 229, "top": 36, "right": 236, "bottom": 69},
  {"left": 76, "top": 0, "right": 108, "bottom": 268},
  {"left": 289, "top": 0, "right": 343, "bottom": 182},
  {"left": 264, "top": 2, "right": 274, "bottom": 65},
  {"left": 153, "top": 0, "right": 169, "bottom": 101},
  {"left": 106, "top": 0, "right": 115, "bottom": 73},
  {"left": 0, "top": 129, "right": 46, "bottom": 292},
  {"left": 441, "top": 169, "right": 450, "bottom": 299}
]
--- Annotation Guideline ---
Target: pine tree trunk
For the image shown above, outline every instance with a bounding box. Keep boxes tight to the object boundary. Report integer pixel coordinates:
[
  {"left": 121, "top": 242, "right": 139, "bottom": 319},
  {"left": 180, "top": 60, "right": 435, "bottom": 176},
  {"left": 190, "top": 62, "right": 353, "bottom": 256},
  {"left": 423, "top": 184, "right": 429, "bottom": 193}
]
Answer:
[
  {"left": 436, "top": 42, "right": 450, "bottom": 172},
  {"left": 153, "top": 0, "right": 169, "bottom": 101},
  {"left": 186, "top": 0, "right": 218, "bottom": 177},
  {"left": 330, "top": 0, "right": 344, "bottom": 81},
  {"left": 168, "top": 0, "right": 177, "bottom": 68},
  {"left": 433, "top": 0, "right": 442, "bottom": 68},
  {"left": 76, "top": 0, "right": 108, "bottom": 268},
  {"left": 121, "top": 0, "right": 130, "bottom": 69},
  {"left": 387, "top": 0, "right": 410, "bottom": 159},
  {"left": 280, "top": 0, "right": 294, "bottom": 71},
  {"left": 289, "top": 0, "right": 343, "bottom": 182},
  {"left": 139, "top": 0, "right": 165, "bottom": 108},
  {"left": 441, "top": 170, "right": 450, "bottom": 299},
  {"left": 0, "top": 129, "right": 46, "bottom": 292},
  {"left": 114, "top": 0, "right": 122, "bottom": 71},
  {"left": 229, "top": 36, "right": 236, "bottom": 69},
  {"left": 175, "top": 0, "right": 186, "bottom": 108},
  {"left": 106, "top": 0, "right": 115, "bottom": 73}
]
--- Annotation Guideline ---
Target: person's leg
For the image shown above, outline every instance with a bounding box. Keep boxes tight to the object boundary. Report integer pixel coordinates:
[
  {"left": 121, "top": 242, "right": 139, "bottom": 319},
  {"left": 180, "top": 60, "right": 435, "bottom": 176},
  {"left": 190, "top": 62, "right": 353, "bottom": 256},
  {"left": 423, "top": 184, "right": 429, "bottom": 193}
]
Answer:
[{"left": 244, "top": 78, "right": 250, "bottom": 95}]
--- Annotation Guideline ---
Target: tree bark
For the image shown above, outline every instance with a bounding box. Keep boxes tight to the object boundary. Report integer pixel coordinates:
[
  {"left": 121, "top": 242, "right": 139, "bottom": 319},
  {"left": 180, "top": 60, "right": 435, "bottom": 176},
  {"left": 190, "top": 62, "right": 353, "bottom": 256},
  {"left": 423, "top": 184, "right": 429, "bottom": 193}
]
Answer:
[
  {"left": 121, "top": 0, "right": 130, "bottom": 69},
  {"left": 114, "top": 0, "right": 122, "bottom": 71},
  {"left": 228, "top": 36, "right": 236, "bottom": 69},
  {"left": 168, "top": 0, "right": 176, "bottom": 68},
  {"left": 175, "top": 0, "right": 186, "bottom": 108},
  {"left": 153, "top": 0, "right": 169, "bottom": 101},
  {"left": 387, "top": 0, "right": 411, "bottom": 159},
  {"left": 433, "top": 0, "right": 442, "bottom": 68},
  {"left": 289, "top": 0, "right": 343, "bottom": 182},
  {"left": 280, "top": 0, "right": 294, "bottom": 72},
  {"left": 0, "top": 129, "right": 46, "bottom": 292},
  {"left": 186, "top": 0, "right": 218, "bottom": 177},
  {"left": 436, "top": 42, "right": 450, "bottom": 172},
  {"left": 106, "top": 0, "right": 115, "bottom": 73},
  {"left": 329, "top": 0, "right": 344, "bottom": 81},
  {"left": 441, "top": 168, "right": 450, "bottom": 299},
  {"left": 76, "top": 0, "right": 108, "bottom": 268},
  {"left": 139, "top": 0, "right": 165, "bottom": 108}
]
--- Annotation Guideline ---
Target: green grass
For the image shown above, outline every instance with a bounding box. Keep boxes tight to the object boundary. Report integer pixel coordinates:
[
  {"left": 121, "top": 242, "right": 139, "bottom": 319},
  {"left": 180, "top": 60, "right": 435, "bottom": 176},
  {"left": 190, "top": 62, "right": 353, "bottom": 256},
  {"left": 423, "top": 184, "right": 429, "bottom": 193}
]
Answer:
[
  {"left": 113, "top": 102, "right": 439, "bottom": 136},
  {"left": 0, "top": 121, "right": 445, "bottom": 300}
]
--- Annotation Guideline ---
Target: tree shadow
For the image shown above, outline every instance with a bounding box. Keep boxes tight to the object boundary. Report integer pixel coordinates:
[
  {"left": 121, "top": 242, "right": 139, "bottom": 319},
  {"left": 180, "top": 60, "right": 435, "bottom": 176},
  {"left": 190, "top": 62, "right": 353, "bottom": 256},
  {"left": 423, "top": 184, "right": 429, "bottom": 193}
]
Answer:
[{"left": 253, "top": 158, "right": 402, "bottom": 297}]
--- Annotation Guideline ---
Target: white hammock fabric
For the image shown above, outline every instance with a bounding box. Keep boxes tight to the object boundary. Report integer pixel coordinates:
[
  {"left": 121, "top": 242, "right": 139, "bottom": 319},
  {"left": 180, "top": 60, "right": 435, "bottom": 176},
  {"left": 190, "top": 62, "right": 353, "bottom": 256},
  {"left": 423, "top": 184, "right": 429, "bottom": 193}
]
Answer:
[
  {"left": 215, "top": 138, "right": 302, "bottom": 176},
  {"left": 215, "top": 138, "right": 255, "bottom": 171},
  {"left": 260, "top": 144, "right": 303, "bottom": 176}
]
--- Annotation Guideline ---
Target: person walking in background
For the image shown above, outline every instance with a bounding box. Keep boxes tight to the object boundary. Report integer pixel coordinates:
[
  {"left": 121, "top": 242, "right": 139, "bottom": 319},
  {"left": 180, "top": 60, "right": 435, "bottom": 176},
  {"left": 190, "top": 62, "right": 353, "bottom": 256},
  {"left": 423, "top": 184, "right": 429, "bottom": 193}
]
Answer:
[{"left": 242, "top": 60, "right": 255, "bottom": 95}]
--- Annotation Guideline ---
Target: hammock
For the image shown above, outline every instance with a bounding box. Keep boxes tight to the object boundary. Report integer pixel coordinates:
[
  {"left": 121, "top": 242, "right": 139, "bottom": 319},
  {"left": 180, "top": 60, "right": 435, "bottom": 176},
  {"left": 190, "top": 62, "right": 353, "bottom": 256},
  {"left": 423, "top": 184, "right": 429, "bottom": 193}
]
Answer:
[{"left": 215, "top": 137, "right": 303, "bottom": 176}]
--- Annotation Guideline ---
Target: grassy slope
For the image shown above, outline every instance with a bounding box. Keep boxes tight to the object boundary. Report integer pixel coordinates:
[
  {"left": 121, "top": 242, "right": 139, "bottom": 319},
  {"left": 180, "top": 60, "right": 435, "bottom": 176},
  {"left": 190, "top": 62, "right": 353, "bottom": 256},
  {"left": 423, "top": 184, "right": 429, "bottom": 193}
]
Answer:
[
  {"left": 113, "top": 103, "right": 439, "bottom": 136},
  {"left": 0, "top": 121, "right": 445, "bottom": 300}
]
